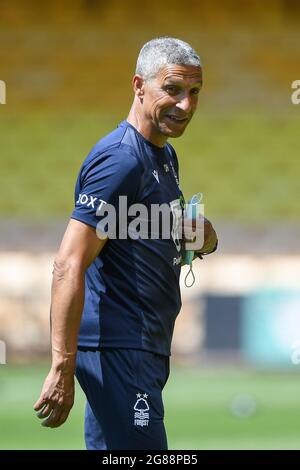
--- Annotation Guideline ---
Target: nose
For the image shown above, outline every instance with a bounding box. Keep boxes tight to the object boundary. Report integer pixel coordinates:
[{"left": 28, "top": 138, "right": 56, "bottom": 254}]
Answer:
[{"left": 175, "top": 94, "right": 193, "bottom": 114}]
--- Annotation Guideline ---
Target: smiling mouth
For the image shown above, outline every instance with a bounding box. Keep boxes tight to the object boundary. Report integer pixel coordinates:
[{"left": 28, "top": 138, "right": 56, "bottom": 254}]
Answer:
[{"left": 165, "top": 114, "right": 188, "bottom": 123}]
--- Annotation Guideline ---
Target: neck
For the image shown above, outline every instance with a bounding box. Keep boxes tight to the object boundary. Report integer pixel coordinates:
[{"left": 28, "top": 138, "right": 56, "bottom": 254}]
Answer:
[{"left": 127, "top": 104, "right": 167, "bottom": 148}]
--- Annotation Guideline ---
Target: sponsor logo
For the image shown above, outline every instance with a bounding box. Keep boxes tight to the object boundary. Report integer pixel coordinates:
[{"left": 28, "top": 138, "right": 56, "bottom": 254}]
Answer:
[{"left": 76, "top": 193, "right": 107, "bottom": 211}]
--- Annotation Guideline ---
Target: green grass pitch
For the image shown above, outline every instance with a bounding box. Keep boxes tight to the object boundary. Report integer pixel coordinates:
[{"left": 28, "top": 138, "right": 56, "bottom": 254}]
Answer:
[{"left": 1, "top": 364, "right": 300, "bottom": 450}]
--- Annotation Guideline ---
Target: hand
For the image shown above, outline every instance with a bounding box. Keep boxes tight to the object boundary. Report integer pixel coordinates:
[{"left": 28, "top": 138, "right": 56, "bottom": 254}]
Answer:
[
  {"left": 183, "top": 215, "right": 218, "bottom": 254},
  {"left": 199, "top": 216, "right": 218, "bottom": 254},
  {"left": 33, "top": 365, "right": 75, "bottom": 428}
]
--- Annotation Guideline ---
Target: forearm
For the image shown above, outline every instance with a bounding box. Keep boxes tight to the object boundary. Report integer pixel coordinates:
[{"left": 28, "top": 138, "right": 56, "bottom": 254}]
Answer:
[
  {"left": 50, "top": 258, "right": 85, "bottom": 371},
  {"left": 34, "top": 220, "right": 106, "bottom": 428}
]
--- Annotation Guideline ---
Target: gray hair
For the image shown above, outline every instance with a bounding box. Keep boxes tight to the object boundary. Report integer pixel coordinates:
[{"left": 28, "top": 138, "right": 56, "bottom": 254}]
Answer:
[{"left": 136, "top": 37, "right": 202, "bottom": 81}]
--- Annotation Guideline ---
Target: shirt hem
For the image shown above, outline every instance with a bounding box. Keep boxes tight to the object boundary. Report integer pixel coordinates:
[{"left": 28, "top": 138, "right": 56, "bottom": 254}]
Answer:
[{"left": 77, "top": 343, "right": 171, "bottom": 357}]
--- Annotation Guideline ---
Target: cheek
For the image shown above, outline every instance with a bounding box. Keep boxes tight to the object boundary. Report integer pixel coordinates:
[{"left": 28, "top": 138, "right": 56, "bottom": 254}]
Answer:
[
  {"left": 192, "top": 97, "right": 199, "bottom": 111},
  {"left": 151, "top": 96, "right": 173, "bottom": 116},
  {"left": 143, "top": 86, "right": 174, "bottom": 117}
]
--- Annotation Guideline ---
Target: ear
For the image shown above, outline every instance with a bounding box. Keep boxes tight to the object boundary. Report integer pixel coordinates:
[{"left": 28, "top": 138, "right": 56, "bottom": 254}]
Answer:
[{"left": 132, "top": 74, "right": 145, "bottom": 101}]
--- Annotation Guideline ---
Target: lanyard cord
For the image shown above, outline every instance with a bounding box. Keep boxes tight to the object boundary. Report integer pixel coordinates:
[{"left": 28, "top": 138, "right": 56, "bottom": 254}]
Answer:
[{"left": 184, "top": 265, "right": 195, "bottom": 287}]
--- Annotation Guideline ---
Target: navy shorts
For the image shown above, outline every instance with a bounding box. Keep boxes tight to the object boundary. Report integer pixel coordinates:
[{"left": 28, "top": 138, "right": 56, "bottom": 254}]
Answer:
[{"left": 75, "top": 348, "right": 170, "bottom": 450}]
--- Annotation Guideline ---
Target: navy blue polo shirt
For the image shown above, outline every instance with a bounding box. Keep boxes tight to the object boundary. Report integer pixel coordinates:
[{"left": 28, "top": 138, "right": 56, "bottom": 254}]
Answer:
[{"left": 71, "top": 120, "right": 184, "bottom": 356}]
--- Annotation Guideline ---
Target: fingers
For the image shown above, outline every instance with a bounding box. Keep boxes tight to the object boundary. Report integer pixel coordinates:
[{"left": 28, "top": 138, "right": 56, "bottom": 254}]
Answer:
[
  {"left": 41, "top": 406, "right": 70, "bottom": 428},
  {"left": 35, "top": 400, "right": 72, "bottom": 428},
  {"left": 34, "top": 371, "right": 74, "bottom": 429},
  {"left": 34, "top": 393, "right": 72, "bottom": 428},
  {"left": 183, "top": 215, "right": 217, "bottom": 253},
  {"left": 33, "top": 396, "right": 47, "bottom": 412},
  {"left": 41, "top": 407, "right": 60, "bottom": 427},
  {"left": 36, "top": 403, "right": 52, "bottom": 419},
  {"left": 48, "top": 410, "right": 70, "bottom": 428}
]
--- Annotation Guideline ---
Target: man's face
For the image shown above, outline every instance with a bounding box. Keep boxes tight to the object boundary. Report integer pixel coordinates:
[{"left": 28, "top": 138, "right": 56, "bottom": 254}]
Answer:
[{"left": 140, "top": 64, "right": 202, "bottom": 143}]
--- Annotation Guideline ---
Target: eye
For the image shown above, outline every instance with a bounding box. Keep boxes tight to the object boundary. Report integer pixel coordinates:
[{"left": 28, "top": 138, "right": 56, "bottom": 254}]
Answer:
[
  {"left": 166, "top": 86, "right": 179, "bottom": 95},
  {"left": 191, "top": 88, "right": 200, "bottom": 95}
]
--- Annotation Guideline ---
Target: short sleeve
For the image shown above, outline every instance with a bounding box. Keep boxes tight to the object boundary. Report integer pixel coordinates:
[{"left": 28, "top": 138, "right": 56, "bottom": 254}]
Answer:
[{"left": 71, "top": 148, "right": 141, "bottom": 230}]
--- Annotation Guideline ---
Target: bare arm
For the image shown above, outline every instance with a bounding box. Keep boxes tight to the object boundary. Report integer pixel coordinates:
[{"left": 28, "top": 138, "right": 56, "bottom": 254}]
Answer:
[{"left": 33, "top": 219, "right": 107, "bottom": 428}]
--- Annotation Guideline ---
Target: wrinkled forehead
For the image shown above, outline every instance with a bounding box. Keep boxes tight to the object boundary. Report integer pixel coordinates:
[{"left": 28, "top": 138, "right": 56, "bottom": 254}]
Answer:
[{"left": 155, "top": 64, "right": 203, "bottom": 85}]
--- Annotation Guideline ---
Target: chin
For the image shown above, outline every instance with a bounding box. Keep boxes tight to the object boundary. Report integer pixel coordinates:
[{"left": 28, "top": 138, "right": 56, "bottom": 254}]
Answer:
[
  {"left": 167, "top": 128, "right": 186, "bottom": 138},
  {"left": 160, "top": 124, "right": 186, "bottom": 138}
]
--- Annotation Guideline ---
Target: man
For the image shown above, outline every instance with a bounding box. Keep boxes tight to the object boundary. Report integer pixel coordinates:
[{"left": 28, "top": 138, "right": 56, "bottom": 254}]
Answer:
[{"left": 34, "top": 37, "right": 218, "bottom": 450}]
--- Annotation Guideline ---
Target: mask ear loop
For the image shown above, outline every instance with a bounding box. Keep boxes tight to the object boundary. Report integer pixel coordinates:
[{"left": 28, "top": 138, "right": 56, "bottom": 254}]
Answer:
[{"left": 184, "top": 266, "right": 195, "bottom": 287}]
